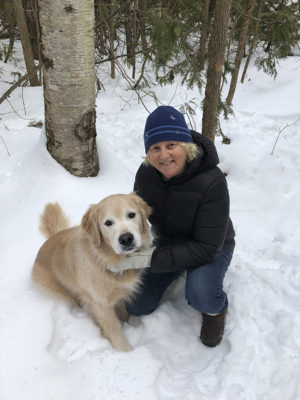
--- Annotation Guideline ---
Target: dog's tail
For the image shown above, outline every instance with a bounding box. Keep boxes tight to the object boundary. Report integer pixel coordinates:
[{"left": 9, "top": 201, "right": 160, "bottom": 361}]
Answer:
[{"left": 39, "top": 202, "right": 69, "bottom": 239}]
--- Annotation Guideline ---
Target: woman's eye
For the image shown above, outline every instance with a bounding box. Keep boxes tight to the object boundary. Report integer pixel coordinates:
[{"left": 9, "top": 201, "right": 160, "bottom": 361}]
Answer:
[
  {"left": 167, "top": 143, "right": 176, "bottom": 149},
  {"left": 150, "top": 146, "right": 159, "bottom": 152},
  {"left": 128, "top": 212, "right": 136, "bottom": 219},
  {"left": 104, "top": 220, "right": 113, "bottom": 226}
]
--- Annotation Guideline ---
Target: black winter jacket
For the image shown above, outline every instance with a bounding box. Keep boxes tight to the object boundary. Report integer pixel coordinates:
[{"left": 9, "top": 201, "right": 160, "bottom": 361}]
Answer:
[{"left": 134, "top": 131, "right": 235, "bottom": 273}]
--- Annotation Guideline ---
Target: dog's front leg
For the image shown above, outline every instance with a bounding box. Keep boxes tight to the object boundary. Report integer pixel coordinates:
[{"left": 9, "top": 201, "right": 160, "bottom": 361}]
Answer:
[
  {"left": 90, "top": 302, "right": 132, "bottom": 352},
  {"left": 115, "top": 301, "right": 130, "bottom": 322}
]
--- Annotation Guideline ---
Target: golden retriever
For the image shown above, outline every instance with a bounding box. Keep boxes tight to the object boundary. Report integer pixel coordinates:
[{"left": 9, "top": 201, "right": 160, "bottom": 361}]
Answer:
[{"left": 32, "top": 193, "right": 151, "bottom": 351}]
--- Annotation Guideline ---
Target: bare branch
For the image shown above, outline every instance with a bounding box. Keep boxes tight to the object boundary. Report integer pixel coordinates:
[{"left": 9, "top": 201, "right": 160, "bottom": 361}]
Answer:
[
  {"left": 271, "top": 116, "right": 300, "bottom": 155},
  {"left": 1, "top": 136, "right": 11, "bottom": 157},
  {"left": 115, "top": 59, "right": 151, "bottom": 113},
  {"left": 4, "top": 97, "right": 34, "bottom": 120},
  {"left": 0, "top": 63, "right": 42, "bottom": 105},
  {"left": 95, "top": 49, "right": 144, "bottom": 65}
]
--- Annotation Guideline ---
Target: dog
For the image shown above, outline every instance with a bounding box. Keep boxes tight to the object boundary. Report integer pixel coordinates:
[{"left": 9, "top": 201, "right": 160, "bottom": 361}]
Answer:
[{"left": 32, "top": 193, "right": 152, "bottom": 351}]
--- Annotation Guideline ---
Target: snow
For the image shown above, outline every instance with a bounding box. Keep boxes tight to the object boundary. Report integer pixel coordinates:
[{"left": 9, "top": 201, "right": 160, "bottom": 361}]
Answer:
[{"left": 1, "top": 42, "right": 300, "bottom": 400}]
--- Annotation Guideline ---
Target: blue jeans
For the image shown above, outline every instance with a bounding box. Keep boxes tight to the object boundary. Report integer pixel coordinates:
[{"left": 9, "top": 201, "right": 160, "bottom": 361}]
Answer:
[{"left": 126, "top": 249, "right": 232, "bottom": 316}]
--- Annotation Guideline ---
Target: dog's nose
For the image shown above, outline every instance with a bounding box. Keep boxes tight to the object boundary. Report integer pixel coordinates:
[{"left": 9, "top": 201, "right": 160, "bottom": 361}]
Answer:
[{"left": 119, "top": 233, "right": 134, "bottom": 248}]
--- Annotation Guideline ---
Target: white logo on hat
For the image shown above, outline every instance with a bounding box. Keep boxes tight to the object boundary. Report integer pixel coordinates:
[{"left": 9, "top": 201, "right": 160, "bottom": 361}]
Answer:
[{"left": 170, "top": 114, "right": 176, "bottom": 120}]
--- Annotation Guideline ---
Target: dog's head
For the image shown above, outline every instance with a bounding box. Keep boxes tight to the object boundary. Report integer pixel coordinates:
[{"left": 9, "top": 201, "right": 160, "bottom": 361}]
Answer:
[{"left": 81, "top": 193, "right": 152, "bottom": 254}]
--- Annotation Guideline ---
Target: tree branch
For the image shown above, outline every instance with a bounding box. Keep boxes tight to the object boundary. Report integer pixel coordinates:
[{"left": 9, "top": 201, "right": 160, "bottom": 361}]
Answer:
[
  {"left": 271, "top": 116, "right": 300, "bottom": 155},
  {"left": 0, "top": 63, "right": 42, "bottom": 105}
]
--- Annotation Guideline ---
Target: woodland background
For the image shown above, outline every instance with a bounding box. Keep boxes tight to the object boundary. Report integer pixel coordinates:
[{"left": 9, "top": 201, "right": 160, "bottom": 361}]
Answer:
[
  {"left": 1, "top": 0, "right": 299, "bottom": 175},
  {"left": 1, "top": 2, "right": 300, "bottom": 399}
]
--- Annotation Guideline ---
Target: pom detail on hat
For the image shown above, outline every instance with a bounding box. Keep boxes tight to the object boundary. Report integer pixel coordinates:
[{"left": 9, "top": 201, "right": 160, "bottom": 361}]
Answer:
[{"left": 144, "top": 106, "right": 192, "bottom": 153}]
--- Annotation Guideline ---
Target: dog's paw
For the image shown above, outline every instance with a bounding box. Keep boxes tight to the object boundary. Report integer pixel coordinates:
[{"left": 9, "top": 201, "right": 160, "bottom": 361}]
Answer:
[{"left": 113, "top": 340, "right": 133, "bottom": 352}]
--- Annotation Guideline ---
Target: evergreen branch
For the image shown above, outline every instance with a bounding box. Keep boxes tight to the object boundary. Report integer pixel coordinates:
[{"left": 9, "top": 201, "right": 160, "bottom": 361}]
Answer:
[
  {"left": 240, "top": 11, "right": 300, "bottom": 24},
  {"left": 240, "top": 13, "right": 261, "bottom": 22},
  {"left": 95, "top": 0, "right": 131, "bottom": 28}
]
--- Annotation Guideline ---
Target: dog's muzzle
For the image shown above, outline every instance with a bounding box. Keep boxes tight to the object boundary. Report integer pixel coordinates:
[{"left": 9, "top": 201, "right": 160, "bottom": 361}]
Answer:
[{"left": 119, "top": 232, "right": 135, "bottom": 251}]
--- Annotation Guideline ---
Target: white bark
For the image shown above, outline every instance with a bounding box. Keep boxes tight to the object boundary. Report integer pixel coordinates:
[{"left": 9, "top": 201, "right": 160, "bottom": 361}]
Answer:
[{"left": 39, "top": 0, "right": 99, "bottom": 176}]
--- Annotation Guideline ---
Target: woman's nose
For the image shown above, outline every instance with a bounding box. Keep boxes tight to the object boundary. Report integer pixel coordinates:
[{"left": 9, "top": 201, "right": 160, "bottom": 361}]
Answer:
[{"left": 159, "top": 147, "right": 169, "bottom": 159}]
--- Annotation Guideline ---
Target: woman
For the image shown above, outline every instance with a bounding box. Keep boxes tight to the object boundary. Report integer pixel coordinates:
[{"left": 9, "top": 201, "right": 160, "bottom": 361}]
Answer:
[{"left": 111, "top": 105, "right": 235, "bottom": 347}]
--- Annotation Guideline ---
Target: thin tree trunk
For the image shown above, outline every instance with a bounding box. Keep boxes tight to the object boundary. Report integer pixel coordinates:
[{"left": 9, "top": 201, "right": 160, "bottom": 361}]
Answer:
[
  {"left": 12, "top": 0, "right": 40, "bottom": 86},
  {"left": 22, "top": 0, "right": 39, "bottom": 59},
  {"left": 131, "top": 0, "right": 138, "bottom": 79},
  {"left": 226, "top": 0, "right": 256, "bottom": 105},
  {"left": 241, "top": 0, "right": 263, "bottom": 83},
  {"left": 106, "top": 1, "right": 116, "bottom": 79},
  {"left": 32, "top": 0, "right": 41, "bottom": 81},
  {"left": 4, "top": 25, "right": 15, "bottom": 63},
  {"left": 137, "top": 0, "right": 148, "bottom": 54},
  {"left": 108, "top": 20, "right": 116, "bottom": 79},
  {"left": 202, "top": 0, "right": 232, "bottom": 142},
  {"left": 125, "top": 2, "right": 135, "bottom": 73},
  {"left": 196, "top": 0, "right": 210, "bottom": 71},
  {"left": 220, "top": 12, "right": 241, "bottom": 93},
  {"left": 39, "top": 0, "right": 99, "bottom": 177},
  {"left": 95, "top": 0, "right": 107, "bottom": 56},
  {"left": 208, "top": 0, "right": 216, "bottom": 19}
]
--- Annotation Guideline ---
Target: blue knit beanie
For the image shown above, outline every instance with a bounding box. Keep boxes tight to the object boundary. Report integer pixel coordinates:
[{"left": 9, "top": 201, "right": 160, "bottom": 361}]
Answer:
[{"left": 144, "top": 106, "right": 193, "bottom": 153}]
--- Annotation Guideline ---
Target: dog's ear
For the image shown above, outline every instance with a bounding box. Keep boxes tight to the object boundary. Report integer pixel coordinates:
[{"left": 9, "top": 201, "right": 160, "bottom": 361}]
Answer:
[
  {"left": 81, "top": 205, "right": 102, "bottom": 247},
  {"left": 130, "top": 192, "right": 152, "bottom": 232}
]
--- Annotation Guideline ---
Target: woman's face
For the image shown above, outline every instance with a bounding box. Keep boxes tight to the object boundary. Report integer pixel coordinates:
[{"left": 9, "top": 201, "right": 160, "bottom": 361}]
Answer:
[{"left": 147, "top": 141, "right": 187, "bottom": 179}]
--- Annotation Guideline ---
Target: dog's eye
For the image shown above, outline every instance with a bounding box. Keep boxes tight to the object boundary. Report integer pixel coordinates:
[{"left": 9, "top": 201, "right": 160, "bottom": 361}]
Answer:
[
  {"left": 104, "top": 219, "right": 113, "bottom": 226},
  {"left": 128, "top": 212, "right": 136, "bottom": 219}
]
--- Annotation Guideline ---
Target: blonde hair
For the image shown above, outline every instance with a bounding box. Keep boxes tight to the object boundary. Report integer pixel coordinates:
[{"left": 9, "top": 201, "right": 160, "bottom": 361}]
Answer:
[{"left": 143, "top": 142, "right": 199, "bottom": 166}]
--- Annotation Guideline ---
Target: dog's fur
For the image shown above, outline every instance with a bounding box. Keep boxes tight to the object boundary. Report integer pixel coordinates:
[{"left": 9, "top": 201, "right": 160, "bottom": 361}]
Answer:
[{"left": 32, "top": 193, "right": 151, "bottom": 351}]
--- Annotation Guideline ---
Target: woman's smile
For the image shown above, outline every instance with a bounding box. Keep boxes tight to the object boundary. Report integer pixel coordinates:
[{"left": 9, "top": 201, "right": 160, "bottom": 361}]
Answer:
[{"left": 148, "top": 141, "right": 187, "bottom": 179}]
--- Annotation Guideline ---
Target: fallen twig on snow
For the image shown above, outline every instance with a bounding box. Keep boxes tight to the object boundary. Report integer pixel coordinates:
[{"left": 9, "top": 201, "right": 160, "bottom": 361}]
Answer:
[
  {"left": 271, "top": 115, "right": 300, "bottom": 155},
  {"left": 1, "top": 136, "right": 10, "bottom": 157}
]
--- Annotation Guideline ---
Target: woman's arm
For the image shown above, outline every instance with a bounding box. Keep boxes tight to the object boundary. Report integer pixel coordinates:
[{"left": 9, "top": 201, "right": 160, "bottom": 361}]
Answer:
[{"left": 150, "top": 178, "right": 230, "bottom": 273}]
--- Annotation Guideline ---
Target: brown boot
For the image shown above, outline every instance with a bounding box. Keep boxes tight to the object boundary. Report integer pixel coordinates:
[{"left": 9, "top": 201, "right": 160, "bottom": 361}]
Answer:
[{"left": 200, "top": 308, "right": 227, "bottom": 347}]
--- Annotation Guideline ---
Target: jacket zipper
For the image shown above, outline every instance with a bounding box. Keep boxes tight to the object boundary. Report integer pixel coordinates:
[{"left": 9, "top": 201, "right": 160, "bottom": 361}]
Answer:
[{"left": 162, "top": 181, "right": 170, "bottom": 235}]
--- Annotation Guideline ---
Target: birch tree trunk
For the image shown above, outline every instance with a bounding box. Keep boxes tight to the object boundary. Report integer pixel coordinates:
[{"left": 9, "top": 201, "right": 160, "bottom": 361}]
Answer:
[
  {"left": 202, "top": 0, "right": 232, "bottom": 142},
  {"left": 39, "top": 0, "right": 99, "bottom": 177}
]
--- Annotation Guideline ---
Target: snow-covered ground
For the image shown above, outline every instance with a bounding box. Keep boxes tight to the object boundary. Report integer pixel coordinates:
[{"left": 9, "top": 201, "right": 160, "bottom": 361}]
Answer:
[{"left": 1, "top": 42, "right": 300, "bottom": 399}]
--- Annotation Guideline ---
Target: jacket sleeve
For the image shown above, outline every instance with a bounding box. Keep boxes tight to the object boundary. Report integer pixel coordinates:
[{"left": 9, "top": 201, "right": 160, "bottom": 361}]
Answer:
[{"left": 149, "top": 178, "right": 230, "bottom": 273}]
